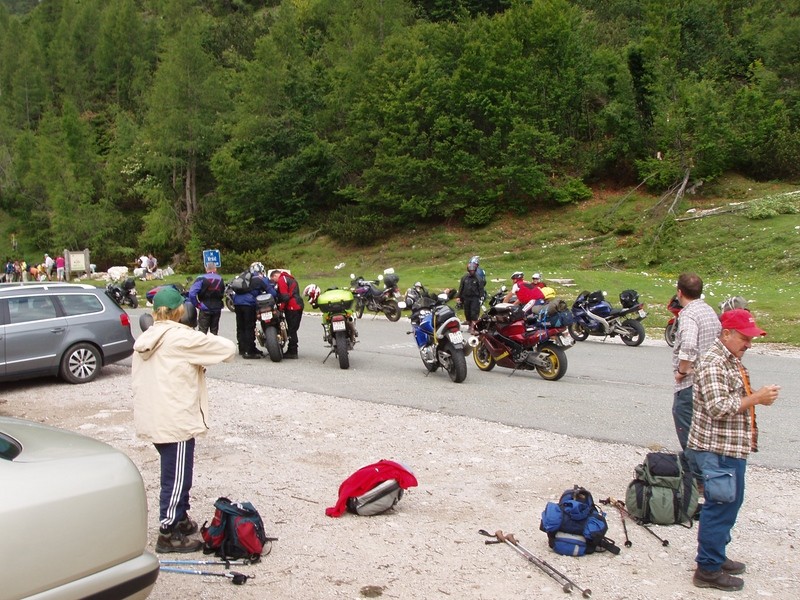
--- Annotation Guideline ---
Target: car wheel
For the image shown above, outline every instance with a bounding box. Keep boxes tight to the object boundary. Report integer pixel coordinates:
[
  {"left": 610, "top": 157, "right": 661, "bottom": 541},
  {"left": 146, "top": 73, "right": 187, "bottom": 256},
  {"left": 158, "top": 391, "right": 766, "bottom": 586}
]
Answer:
[{"left": 60, "top": 343, "right": 101, "bottom": 384}]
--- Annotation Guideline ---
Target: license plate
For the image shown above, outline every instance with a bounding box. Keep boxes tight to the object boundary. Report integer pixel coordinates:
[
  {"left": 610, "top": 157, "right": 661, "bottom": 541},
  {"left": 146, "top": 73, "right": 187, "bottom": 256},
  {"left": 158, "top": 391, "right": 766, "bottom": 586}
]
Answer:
[
  {"left": 448, "top": 331, "right": 463, "bottom": 344},
  {"left": 332, "top": 320, "right": 346, "bottom": 332},
  {"left": 260, "top": 311, "right": 272, "bottom": 321},
  {"left": 638, "top": 309, "right": 647, "bottom": 318}
]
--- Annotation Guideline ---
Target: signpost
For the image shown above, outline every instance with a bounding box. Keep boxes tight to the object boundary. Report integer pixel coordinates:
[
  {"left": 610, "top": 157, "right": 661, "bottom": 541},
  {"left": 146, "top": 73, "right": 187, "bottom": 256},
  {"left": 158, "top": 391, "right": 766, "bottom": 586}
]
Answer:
[{"left": 202, "top": 249, "right": 221, "bottom": 268}]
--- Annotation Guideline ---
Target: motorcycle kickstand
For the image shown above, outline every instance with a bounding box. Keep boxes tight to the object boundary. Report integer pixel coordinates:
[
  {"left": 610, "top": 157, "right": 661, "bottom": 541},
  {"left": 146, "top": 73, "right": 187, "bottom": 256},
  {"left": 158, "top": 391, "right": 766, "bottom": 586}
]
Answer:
[{"left": 322, "top": 348, "right": 335, "bottom": 364}]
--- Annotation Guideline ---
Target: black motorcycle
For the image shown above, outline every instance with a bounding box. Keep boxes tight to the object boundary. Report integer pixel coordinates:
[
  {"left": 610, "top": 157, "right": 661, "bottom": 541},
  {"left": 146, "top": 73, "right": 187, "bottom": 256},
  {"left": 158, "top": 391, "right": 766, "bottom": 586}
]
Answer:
[
  {"left": 254, "top": 293, "right": 288, "bottom": 362},
  {"left": 106, "top": 277, "right": 139, "bottom": 309},
  {"left": 350, "top": 273, "right": 404, "bottom": 321}
]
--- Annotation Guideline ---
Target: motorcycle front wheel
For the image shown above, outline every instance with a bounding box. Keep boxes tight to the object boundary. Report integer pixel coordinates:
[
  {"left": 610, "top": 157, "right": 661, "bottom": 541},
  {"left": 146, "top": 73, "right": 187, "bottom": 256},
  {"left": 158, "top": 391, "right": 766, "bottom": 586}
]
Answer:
[
  {"left": 472, "top": 340, "right": 496, "bottom": 372},
  {"left": 620, "top": 319, "right": 646, "bottom": 347},
  {"left": 382, "top": 299, "right": 401, "bottom": 322},
  {"left": 262, "top": 324, "right": 283, "bottom": 362},
  {"left": 355, "top": 298, "right": 365, "bottom": 319},
  {"left": 420, "top": 345, "right": 438, "bottom": 373},
  {"left": 665, "top": 322, "right": 677, "bottom": 347},
  {"left": 442, "top": 342, "right": 467, "bottom": 383},
  {"left": 568, "top": 322, "right": 590, "bottom": 341},
  {"left": 535, "top": 344, "right": 568, "bottom": 381},
  {"left": 334, "top": 330, "right": 350, "bottom": 369},
  {"left": 128, "top": 295, "right": 139, "bottom": 309},
  {"left": 224, "top": 294, "right": 235, "bottom": 312}
]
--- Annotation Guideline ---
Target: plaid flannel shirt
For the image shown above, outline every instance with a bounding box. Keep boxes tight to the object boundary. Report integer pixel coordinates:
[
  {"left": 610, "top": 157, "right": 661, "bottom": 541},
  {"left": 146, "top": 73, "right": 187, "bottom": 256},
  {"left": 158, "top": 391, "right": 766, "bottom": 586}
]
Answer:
[
  {"left": 687, "top": 339, "right": 751, "bottom": 459},
  {"left": 673, "top": 298, "right": 721, "bottom": 392}
]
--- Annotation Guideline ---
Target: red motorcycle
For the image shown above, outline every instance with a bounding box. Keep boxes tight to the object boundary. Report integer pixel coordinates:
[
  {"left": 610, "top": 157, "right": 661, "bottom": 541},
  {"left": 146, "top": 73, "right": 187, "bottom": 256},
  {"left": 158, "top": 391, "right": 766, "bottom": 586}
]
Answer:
[
  {"left": 469, "top": 301, "right": 573, "bottom": 381},
  {"left": 665, "top": 295, "right": 682, "bottom": 347}
]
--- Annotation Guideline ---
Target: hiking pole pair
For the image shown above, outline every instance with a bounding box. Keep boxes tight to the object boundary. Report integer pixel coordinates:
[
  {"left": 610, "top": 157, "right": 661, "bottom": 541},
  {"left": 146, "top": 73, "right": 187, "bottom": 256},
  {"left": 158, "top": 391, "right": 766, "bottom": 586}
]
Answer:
[
  {"left": 159, "top": 565, "right": 254, "bottom": 585},
  {"left": 479, "top": 529, "right": 591, "bottom": 598},
  {"left": 159, "top": 558, "right": 259, "bottom": 567},
  {"left": 600, "top": 498, "right": 669, "bottom": 547}
]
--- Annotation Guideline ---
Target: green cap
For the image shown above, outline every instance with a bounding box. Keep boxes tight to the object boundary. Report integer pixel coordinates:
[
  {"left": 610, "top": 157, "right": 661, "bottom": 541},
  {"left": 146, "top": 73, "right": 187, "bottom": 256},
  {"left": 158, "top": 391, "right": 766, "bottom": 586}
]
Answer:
[{"left": 153, "top": 287, "right": 184, "bottom": 310}]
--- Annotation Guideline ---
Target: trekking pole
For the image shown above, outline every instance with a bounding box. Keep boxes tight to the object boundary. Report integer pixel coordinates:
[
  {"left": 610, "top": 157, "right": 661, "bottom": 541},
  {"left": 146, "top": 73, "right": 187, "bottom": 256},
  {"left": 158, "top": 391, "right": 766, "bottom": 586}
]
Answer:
[
  {"left": 605, "top": 498, "right": 669, "bottom": 547},
  {"left": 598, "top": 498, "right": 631, "bottom": 547},
  {"left": 159, "top": 558, "right": 257, "bottom": 567},
  {"left": 478, "top": 529, "right": 572, "bottom": 594},
  {"left": 159, "top": 566, "right": 253, "bottom": 585},
  {"left": 506, "top": 534, "right": 592, "bottom": 599}
]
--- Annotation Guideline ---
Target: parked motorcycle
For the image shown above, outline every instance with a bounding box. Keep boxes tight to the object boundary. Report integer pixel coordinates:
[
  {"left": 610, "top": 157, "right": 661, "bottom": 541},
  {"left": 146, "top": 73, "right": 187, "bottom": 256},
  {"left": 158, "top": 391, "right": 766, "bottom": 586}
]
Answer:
[
  {"left": 223, "top": 283, "right": 235, "bottom": 312},
  {"left": 106, "top": 277, "right": 139, "bottom": 309},
  {"left": 665, "top": 294, "right": 682, "bottom": 347},
  {"left": 470, "top": 301, "right": 573, "bottom": 380},
  {"left": 350, "top": 272, "right": 404, "bottom": 321},
  {"left": 568, "top": 289, "right": 647, "bottom": 346},
  {"left": 254, "top": 293, "right": 288, "bottom": 362},
  {"left": 307, "top": 285, "right": 358, "bottom": 369},
  {"left": 145, "top": 282, "right": 188, "bottom": 305},
  {"left": 409, "top": 290, "right": 468, "bottom": 383}
]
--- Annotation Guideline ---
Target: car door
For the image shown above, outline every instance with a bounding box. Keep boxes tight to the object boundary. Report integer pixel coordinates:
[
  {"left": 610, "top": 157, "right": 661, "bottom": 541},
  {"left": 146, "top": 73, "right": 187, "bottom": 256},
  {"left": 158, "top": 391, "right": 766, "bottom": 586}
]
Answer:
[
  {"left": 3, "top": 294, "right": 68, "bottom": 378},
  {"left": 0, "top": 300, "right": 6, "bottom": 378}
]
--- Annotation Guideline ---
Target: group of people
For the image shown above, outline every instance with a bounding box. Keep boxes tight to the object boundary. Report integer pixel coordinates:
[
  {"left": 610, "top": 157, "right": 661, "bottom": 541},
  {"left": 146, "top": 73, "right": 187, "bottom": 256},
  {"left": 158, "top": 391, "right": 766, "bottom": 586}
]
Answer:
[
  {"left": 670, "top": 272, "right": 780, "bottom": 592},
  {"left": 135, "top": 253, "right": 160, "bottom": 280},
  {"left": 3, "top": 253, "right": 65, "bottom": 282},
  {"left": 186, "top": 261, "right": 304, "bottom": 359}
]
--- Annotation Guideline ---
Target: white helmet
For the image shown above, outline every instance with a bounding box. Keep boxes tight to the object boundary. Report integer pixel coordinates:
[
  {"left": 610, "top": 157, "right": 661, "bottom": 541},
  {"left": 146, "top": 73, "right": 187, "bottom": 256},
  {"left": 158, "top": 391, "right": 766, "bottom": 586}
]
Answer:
[
  {"left": 249, "top": 262, "right": 265, "bottom": 275},
  {"left": 511, "top": 271, "right": 524, "bottom": 281},
  {"left": 303, "top": 284, "right": 320, "bottom": 303},
  {"left": 532, "top": 272, "right": 542, "bottom": 280}
]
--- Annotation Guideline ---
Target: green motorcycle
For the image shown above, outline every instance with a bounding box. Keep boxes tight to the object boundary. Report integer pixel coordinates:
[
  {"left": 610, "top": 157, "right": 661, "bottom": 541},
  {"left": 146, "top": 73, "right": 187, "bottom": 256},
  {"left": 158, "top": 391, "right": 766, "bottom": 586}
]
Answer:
[{"left": 305, "top": 285, "right": 358, "bottom": 369}]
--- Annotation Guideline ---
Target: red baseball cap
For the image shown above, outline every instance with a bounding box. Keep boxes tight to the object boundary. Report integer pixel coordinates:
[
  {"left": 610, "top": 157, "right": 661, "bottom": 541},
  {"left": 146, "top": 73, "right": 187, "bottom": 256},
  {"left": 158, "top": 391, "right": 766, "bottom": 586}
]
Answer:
[{"left": 720, "top": 309, "right": 766, "bottom": 337}]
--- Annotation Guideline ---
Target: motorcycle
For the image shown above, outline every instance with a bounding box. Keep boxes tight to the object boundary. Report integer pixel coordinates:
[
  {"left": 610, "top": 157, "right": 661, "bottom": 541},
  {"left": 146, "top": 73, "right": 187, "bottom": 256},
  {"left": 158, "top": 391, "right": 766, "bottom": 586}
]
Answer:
[
  {"left": 408, "top": 290, "right": 468, "bottom": 383},
  {"left": 568, "top": 289, "right": 647, "bottom": 346},
  {"left": 223, "top": 283, "right": 235, "bottom": 312},
  {"left": 350, "top": 271, "right": 405, "bottom": 321},
  {"left": 312, "top": 287, "right": 358, "bottom": 369},
  {"left": 145, "top": 282, "right": 188, "bottom": 305},
  {"left": 470, "top": 301, "right": 573, "bottom": 381},
  {"left": 665, "top": 294, "right": 682, "bottom": 347},
  {"left": 254, "top": 293, "right": 288, "bottom": 362},
  {"left": 106, "top": 277, "right": 139, "bottom": 309}
]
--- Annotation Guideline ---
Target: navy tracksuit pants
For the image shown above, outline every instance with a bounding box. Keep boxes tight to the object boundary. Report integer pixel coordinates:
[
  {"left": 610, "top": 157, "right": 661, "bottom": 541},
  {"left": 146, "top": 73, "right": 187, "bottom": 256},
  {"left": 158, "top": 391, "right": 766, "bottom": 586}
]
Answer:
[{"left": 155, "top": 438, "right": 195, "bottom": 533}]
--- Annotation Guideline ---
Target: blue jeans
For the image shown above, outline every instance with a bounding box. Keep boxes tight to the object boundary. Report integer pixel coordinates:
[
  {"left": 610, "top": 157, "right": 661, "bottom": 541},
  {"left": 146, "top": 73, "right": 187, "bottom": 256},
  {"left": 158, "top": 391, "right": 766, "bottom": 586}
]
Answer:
[
  {"left": 672, "top": 386, "right": 694, "bottom": 451},
  {"left": 687, "top": 449, "right": 746, "bottom": 571}
]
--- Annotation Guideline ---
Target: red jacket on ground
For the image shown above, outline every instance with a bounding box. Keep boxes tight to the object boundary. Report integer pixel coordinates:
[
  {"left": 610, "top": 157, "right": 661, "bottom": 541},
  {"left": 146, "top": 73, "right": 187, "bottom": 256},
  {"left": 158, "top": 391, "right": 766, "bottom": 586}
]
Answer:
[{"left": 325, "top": 460, "right": 418, "bottom": 517}]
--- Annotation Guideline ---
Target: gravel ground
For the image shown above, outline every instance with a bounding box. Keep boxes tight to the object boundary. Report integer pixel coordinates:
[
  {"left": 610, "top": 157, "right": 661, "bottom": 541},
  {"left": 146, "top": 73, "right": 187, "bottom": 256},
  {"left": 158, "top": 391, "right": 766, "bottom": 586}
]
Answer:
[{"left": 1, "top": 363, "right": 799, "bottom": 600}]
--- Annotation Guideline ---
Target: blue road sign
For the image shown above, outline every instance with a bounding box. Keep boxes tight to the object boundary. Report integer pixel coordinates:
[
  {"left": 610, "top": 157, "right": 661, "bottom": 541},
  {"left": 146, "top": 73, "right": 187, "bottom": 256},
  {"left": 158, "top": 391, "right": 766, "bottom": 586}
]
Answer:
[{"left": 202, "top": 249, "right": 221, "bottom": 267}]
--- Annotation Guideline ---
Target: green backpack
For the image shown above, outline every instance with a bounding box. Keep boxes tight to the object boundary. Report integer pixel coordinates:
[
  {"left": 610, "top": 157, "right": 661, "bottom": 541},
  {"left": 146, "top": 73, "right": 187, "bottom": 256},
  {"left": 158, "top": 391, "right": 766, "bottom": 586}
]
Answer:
[{"left": 625, "top": 452, "right": 698, "bottom": 526}]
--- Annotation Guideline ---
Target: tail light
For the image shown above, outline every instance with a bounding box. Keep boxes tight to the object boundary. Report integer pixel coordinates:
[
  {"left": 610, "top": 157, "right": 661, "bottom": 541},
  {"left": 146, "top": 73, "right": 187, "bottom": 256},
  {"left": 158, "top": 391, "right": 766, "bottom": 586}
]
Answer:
[
  {"left": 119, "top": 313, "right": 131, "bottom": 328},
  {"left": 446, "top": 321, "right": 460, "bottom": 333}
]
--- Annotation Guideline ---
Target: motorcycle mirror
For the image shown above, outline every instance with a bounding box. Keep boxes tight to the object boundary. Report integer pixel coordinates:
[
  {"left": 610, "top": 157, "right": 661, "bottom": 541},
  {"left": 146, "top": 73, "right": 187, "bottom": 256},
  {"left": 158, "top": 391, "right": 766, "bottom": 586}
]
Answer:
[
  {"left": 139, "top": 313, "right": 154, "bottom": 332},
  {"left": 501, "top": 285, "right": 507, "bottom": 292},
  {"left": 349, "top": 273, "right": 356, "bottom": 279},
  {"left": 602, "top": 290, "right": 608, "bottom": 296},
  {"left": 378, "top": 274, "right": 384, "bottom": 281}
]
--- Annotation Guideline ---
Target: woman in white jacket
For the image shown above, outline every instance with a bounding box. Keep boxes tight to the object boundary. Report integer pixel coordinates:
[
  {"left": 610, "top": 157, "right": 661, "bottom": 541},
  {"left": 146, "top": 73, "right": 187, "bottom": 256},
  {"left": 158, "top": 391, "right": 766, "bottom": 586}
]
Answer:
[{"left": 132, "top": 286, "right": 236, "bottom": 553}]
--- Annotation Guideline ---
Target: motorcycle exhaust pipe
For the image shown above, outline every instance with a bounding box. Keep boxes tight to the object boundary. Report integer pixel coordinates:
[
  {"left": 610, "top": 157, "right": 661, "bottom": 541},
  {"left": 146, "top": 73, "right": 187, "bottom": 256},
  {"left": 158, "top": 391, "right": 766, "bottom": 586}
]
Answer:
[{"left": 467, "top": 335, "right": 480, "bottom": 349}]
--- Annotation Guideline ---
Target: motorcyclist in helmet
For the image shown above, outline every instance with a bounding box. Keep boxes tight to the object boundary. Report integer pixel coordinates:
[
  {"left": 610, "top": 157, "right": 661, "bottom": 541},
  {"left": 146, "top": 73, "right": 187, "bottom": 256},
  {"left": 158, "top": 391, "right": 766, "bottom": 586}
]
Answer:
[
  {"left": 232, "top": 262, "right": 276, "bottom": 358},
  {"left": 470, "top": 255, "right": 487, "bottom": 291},
  {"left": 456, "top": 260, "right": 485, "bottom": 334},
  {"left": 503, "top": 271, "right": 545, "bottom": 307}
]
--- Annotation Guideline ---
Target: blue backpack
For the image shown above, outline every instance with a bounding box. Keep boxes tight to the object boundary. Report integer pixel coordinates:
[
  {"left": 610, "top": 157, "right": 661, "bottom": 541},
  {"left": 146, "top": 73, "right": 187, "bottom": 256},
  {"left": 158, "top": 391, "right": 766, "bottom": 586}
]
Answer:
[{"left": 540, "top": 486, "right": 619, "bottom": 556}]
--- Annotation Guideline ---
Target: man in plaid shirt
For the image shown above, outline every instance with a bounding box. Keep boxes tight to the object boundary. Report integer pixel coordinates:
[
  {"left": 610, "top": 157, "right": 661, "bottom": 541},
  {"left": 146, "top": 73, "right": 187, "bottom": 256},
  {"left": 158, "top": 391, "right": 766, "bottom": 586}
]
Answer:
[{"left": 686, "top": 309, "right": 780, "bottom": 591}]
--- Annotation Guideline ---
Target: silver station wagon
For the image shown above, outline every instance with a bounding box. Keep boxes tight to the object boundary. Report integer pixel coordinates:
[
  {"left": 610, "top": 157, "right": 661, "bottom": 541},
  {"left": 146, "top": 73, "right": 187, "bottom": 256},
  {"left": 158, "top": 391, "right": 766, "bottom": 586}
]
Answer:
[{"left": 0, "top": 283, "right": 135, "bottom": 384}]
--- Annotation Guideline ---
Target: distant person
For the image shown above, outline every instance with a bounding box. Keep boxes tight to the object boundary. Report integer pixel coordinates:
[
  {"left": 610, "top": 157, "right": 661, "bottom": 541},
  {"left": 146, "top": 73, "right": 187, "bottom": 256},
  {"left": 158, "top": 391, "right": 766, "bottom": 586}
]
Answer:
[
  {"left": 132, "top": 286, "right": 236, "bottom": 553},
  {"left": 531, "top": 272, "right": 545, "bottom": 288},
  {"left": 672, "top": 273, "right": 720, "bottom": 457},
  {"left": 188, "top": 262, "right": 225, "bottom": 335},
  {"left": 503, "top": 272, "right": 544, "bottom": 306},
  {"left": 456, "top": 259, "right": 484, "bottom": 334},
  {"left": 270, "top": 268, "right": 304, "bottom": 358},
  {"left": 44, "top": 253, "right": 54, "bottom": 280},
  {"left": 233, "top": 262, "right": 275, "bottom": 358},
  {"left": 55, "top": 255, "right": 65, "bottom": 281},
  {"left": 686, "top": 309, "right": 779, "bottom": 592}
]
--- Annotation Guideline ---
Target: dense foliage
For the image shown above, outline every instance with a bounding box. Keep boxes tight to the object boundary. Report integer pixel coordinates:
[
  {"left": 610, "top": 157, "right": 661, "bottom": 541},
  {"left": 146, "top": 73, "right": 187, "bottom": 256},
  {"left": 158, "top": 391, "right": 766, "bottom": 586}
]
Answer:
[{"left": 0, "top": 0, "right": 798, "bottom": 267}]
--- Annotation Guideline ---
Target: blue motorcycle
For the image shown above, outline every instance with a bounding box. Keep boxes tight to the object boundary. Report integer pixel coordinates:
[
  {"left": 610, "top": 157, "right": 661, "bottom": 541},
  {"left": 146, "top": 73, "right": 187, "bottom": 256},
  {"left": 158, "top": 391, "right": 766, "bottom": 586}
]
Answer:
[
  {"left": 568, "top": 289, "right": 647, "bottom": 346},
  {"left": 409, "top": 290, "right": 468, "bottom": 383}
]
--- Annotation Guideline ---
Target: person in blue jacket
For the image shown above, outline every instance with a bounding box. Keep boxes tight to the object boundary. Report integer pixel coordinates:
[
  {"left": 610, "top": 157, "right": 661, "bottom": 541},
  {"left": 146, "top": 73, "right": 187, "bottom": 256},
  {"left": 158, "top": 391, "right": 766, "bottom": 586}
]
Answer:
[
  {"left": 188, "top": 262, "right": 225, "bottom": 335},
  {"left": 232, "top": 262, "right": 275, "bottom": 358}
]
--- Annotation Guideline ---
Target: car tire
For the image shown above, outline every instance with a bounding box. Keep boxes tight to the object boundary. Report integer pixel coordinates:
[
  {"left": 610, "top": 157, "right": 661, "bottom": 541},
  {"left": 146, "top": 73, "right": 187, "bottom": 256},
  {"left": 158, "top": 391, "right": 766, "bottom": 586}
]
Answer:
[{"left": 60, "top": 342, "right": 102, "bottom": 384}]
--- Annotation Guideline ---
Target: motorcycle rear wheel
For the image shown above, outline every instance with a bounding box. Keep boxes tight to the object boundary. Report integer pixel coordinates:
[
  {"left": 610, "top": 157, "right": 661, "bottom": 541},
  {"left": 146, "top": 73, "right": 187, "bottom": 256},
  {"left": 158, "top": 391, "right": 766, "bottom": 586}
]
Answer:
[
  {"left": 443, "top": 342, "right": 467, "bottom": 383},
  {"left": 665, "top": 322, "right": 677, "bottom": 347},
  {"left": 128, "top": 295, "right": 139, "bottom": 309},
  {"left": 568, "top": 322, "right": 590, "bottom": 341},
  {"left": 620, "top": 319, "right": 646, "bottom": 347},
  {"left": 535, "top": 344, "right": 568, "bottom": 381},
  {"left": 382, "top": 299, "right": 401, "bottom": 322},
  {"left": 472, "top": 340, "right": 496, "bottom": 372},
  {"left": 263, "top": 324, "right": 283, "bottom": 362},
  {"left": 334, "top": 330, "right": 350, "bottom": 369}
]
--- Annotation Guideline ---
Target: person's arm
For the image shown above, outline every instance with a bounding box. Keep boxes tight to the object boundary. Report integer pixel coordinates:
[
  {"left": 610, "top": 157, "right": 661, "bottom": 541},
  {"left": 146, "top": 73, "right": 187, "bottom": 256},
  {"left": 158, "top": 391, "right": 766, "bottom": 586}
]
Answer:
[{"left": 738, "top": 384, "right": 780, "bottom": 413}]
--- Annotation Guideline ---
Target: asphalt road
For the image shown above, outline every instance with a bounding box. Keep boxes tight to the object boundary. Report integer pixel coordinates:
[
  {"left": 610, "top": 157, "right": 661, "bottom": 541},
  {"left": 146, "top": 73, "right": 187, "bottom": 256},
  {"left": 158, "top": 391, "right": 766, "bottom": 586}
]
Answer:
[{"left": 127, "top": 308, "right": 800, "bottom": 470}]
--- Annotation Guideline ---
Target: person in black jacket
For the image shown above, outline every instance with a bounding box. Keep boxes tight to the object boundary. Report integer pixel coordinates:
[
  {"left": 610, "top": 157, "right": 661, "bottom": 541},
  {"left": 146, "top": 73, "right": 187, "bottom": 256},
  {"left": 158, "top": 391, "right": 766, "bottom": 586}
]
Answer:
[
  {"left": 232, "top": 262, "right": 275, "bottom": 358},
  {"left": 188, "top": 263, "right": 225, "bottom": 335},
  {"left": 456, "top": 260, "right": 485, "bottom": 334}
]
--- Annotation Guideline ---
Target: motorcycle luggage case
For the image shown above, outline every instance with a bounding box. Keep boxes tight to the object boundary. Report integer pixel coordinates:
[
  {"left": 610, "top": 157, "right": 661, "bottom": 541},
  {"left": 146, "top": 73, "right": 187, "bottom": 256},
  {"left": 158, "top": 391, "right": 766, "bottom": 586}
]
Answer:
[
  {"left": 256, "top": 294, "right": 276, "bottom": 310},
  {"left": 432, "top": 304, "right": 456, "bottom": 329},
  {"left": 317, "top": 288, "right": 354, "bottom": 312},
  {"left": 620, "top": 289, "right": 640, "bottom": 308}
]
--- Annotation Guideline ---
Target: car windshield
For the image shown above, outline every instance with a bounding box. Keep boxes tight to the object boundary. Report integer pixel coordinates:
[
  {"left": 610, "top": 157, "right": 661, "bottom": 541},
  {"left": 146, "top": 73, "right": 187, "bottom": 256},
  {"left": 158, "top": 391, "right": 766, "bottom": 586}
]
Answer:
[{"left": 0, "top": 432, "right": 22, "bottom": 460}]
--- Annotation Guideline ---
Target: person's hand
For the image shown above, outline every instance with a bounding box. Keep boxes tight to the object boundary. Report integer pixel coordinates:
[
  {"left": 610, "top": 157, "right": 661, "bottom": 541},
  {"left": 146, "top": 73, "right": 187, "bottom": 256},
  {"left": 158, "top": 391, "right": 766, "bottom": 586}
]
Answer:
[{"left": 756, "top": 384, "right": 780, "bottom": 406}]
